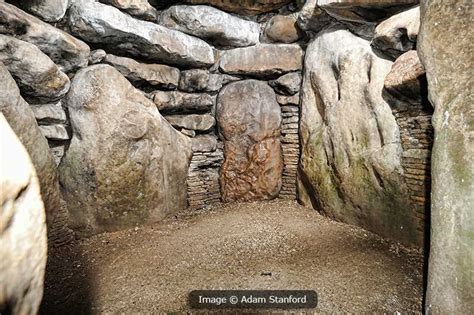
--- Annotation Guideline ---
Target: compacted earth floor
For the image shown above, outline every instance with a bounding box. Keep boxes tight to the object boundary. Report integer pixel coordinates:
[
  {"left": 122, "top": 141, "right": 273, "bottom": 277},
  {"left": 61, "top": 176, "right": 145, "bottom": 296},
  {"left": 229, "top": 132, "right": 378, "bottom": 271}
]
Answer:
[{"left": 41, "top": 200, "right": 424, "bottom": 314}]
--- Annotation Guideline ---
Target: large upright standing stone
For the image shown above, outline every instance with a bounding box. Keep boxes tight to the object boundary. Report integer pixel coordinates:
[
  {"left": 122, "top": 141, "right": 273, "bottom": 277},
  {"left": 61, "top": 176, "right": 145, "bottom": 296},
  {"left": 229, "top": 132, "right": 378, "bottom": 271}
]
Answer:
[
  {"left": 217, "top": 80, "right": 283, "bottom": 201},
  {"left": 418, "top": 0, "right": 474, "bottom": 313},
  {"left": 0, "top": 114, "right": 47, "bottom": 315},
  {"left": 59, "top": 65, "right": 192, "bottom": 236},
  {"left": 298, "top": 27, "right": 422, "bottom": 245},
  {"left": 0, "top": 65, "right": 73, "bottom": 246}
]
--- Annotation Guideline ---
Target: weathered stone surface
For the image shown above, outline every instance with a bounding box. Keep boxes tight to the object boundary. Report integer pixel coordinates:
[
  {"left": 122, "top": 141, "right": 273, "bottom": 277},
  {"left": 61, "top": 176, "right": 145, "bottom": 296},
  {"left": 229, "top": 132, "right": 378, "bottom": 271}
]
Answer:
[
  {"left": 159, "top": 5, "right": 260, "bottom": 47},
  {"left": 298, "top": 27, "right": 422, "bottom": 246},
  {"left": 0, "top": 2, "right": 90, "bottom": 72},
  {"left": 59, "top": 65, "right": 192, "bottom": 235},
  {"left": 269, "top": 72, "right": 301, "bottom": 95},
  {"left": 217, "top": 80, "right": 283, "bottom": 201},
  {"left": 183, "top": 0, "right": 293, "bottom": 15},
  {"left": 31, "top": 102, "right": 67, "bottom": 125},
  {"left": 0, "top": 114, "right": 47, "bottom": 315},
  {"left": 0, "top": 35, "right": 70, "bottom": 103},
  {"left": 372, "top": 6, "right": 420, "bottom": 58},
  {"left": 104, "top": 54, "right": 180, "bottom": 89},
  {"left": 219, "top": 44, "right": 304, "bottom": 78},
  {"left": 100, "top": 0, "right": 159, "bottom": 21},
  {"left": 11, "top": 0, "right": 68, "bottom": 22},
  {"left": 418, "top": 1, "right": 474, "bottom": 313},
  {"left": 383, "top": 50, "right": 426, "bottom": 103},
  {"left": 0, "top": 65, "right": 73, "bottom": 246},
  {"left": 39, "top": 125, "right": 69, "bottom": 141},
  {"left": 179, "top": 69, "right": 239, "bottom": 92},
  {"left": 318, "top": 0, "right": 418, "bottom": 23},
  {"left": 68, "top": 0, "right": 215, "bottom": 68},
  {"left": 264, "top": 14, "right": 301, "bottom": 43},
  {"left": 88, "top": 49, "right": 106, "bottom": 65},
  {"left": 297, "top": 0, "right": 331, "bottom": 32},
  {"left": 191, "top": 134, "right": 219, "bottom": 152},
  {"left": 277, "top": 93, "right": 300, "bottom": 105},
  {"left": 164, "top": 114, "right": 215, "bottom": 131},
  {"left": 150, "top": 91, "right": 214, "bottom": 113}
]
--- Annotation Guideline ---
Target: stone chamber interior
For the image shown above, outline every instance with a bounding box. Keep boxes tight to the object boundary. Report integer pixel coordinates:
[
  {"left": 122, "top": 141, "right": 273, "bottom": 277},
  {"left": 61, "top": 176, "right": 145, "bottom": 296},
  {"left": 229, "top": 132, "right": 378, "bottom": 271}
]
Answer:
[{"left": 0, "top": 0, "right": 472, "bottom": 314}]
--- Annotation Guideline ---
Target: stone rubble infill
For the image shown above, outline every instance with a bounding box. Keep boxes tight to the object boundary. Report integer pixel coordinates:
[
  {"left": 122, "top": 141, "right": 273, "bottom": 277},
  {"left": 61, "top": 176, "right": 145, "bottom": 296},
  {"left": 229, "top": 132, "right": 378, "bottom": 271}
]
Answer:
[
  {"left": 279, "top": 101, "right": 300, "bottom": 199},
  {"left": 186, "top": 149, "right": 224, "bottom": 210}
]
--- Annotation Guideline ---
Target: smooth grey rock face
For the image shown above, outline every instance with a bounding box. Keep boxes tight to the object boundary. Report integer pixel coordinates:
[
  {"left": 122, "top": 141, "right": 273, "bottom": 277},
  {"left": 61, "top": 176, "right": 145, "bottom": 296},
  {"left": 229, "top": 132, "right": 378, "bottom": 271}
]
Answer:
[
  {"left": 0, "top": 35, "right": 70, "bottom": 103},
  {"left": 217, "top": 80, "right": 283, "bottom": 202},
  {"left": 31, "top": 102, "right": 67, "bottom": 125},
  {"left": 159, "top": 5, "right": 260, "bottom": 47},
  {"left": 298, "top": 27, "right": 422, "bottom": 246},
  {"left": 179, "top": 69, "right": 240, "bottom": 92},
  {"left": 100, "top": 0, "right": 159, "bottom": 21},
  {"left": 104, "top": 54, "right": 180, "bottom": 89},
  {"left": 191, "top": 134, "right": 218, "bottom": 152},
  {"left": 39, "top": 125, "right": 69, "bottom": 141},
  {"left": 183, "top": 0, "right": 293, "bottom": 15},
  {"left": 219, "top": 44, "right": 304, "bottom": 78},
  {"left": 264, "top": 14, "right": 301, "bottom": 44},
  {"left": 164, "top": 114, "right": 216, "bottom": 131},
  {"left": 14, "top": 0, "right": 68, "bottom": 22},
  {"left": 0, "top": 114, "right": 47, "bottom": 315},
  {"left": 88, "top": 49, "right": 107, "bottom": 65},
  {"left": 0, "top": 64, "right": 73, "bottom": 246},
  {"left": 297, "top": 0, "right": 331, "bottom": 32},
  {"left": 68, "top": 0, "right": 215, "bottom": 68},
  {"left": 269, "top": 71, "right": 302, "bottom": 95},
  {"left": 59, "top": 65, "right": 192, "bottom": 236},
  {"left": 0, "top": 2, "right": 90, "bottom": 72},
  {"left": 150, "top": 90, "right": 215, "bottom": 113},
  {"left": 418, "top": 0, "right": 474, "bottom": 313},
  {"left": 372, "top": 6, "right": 420, "bottom": 59}
]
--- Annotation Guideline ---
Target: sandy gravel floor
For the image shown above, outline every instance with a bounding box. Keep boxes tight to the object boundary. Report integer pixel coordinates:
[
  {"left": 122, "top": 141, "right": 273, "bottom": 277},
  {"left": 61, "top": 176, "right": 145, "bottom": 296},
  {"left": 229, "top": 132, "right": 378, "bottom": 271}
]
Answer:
[{"left": 41, "top": 200, "right": 424, "bottom": 314}]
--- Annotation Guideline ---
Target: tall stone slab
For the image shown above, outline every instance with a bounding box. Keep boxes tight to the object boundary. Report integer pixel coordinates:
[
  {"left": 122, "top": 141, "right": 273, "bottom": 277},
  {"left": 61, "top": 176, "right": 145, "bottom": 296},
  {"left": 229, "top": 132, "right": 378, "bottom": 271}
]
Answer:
[
  {"left": 217, "top": 80, "right": 283, "bottom": 202},
  {"left": 418, "top": 0, "right": 474, "bottom": 313}
]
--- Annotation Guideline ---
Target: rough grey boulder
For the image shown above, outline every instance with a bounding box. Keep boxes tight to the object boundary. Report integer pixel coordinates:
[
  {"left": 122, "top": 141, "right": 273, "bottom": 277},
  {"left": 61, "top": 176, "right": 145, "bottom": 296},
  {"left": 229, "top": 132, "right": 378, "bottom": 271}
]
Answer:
[
  {"left": 59, "top": 65, "right": 192, "bottom": 236},
  {"left": 159, "top": 5, "right": 260, "bottom": 47},
  {"left": 418, "top": 0, "right": 474, "bottom": 313},
  {"left": 217, "top": 80, "right": 283, "bottom": 202},
  {"left": 372, "top": 6, "right": 420, "bottom": 59},
  {"left": 183, "top": 0, "right": 293, "bottom": 15},
  {"left": 0, "top": 114, "right": 47, "bottom": 315},
  {"left": 0, "top": 2, "right": 90, "bottom": 72},
  {"left": 269, "top": 72, "right": 302, "bottom": 95},
  {"left": 179, "top": 69, "right": 239, "bottom": 93},
  {"left": 13, "top": 0, "right": 68, "bottom": 22},
  {"left": 0, "top": 35, "right": 70, "bottom": 103},
  {"left": 0, "top": 65, "right": 73, "bottom": 246},
  {"left": 31, "top": 102, "right": 67, "bottom": 125},
  {"left": 100, "top": 0, "right": 159, "bottom": 21},
  {"left": 298, "top": 27, "right": 422, "bottom": 245},
  {"left": 219, "top": 44, "right": 304, "bottom": 78},
  {"left": 149, "top": 91, "right": 215, "bottom": 113},
  {"left": 68, "top": 0, "right": 215, "bottom": 68},
  {"left": 104, "top": 54, "right": 180, "bottom": 89},
  {"left": 39, "top": 125, "right": 69, "bottom": 141},
  {"left": 164, "top": 114, "right": 216, "bottom": 131}
]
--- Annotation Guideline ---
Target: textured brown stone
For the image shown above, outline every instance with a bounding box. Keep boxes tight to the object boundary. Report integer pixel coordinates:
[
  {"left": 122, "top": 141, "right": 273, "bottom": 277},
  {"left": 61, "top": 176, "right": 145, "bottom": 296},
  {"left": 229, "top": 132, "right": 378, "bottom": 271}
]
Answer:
[
  {"left": 183, "top": 0, "right": 293, "bottom": 15},
  {"left": 264, "top": 14, "right": 301, "bottom": 44},
  {"left": 217, "top": 80, "right": 282, "bottom": 201}
]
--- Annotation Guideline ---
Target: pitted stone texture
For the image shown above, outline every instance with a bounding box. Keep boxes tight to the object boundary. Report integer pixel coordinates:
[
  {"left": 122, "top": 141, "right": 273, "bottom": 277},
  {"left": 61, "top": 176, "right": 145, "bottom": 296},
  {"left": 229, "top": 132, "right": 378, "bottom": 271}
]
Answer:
[
  {"left": 0, "top": 35, "right": 70, "bottom": 103},
  {"left": 0, "top": 65, "right": 73, "bottom": 247},
  {"left": 68, "top": 0, "right": 215, "bottom": 68},
  {"left": 0, "top": 114, "right": 47, "bottom": 315},
  {"left": 219, "top": 44, "right": 304, "bottom": 78},
  {"left": 183, "top": 0, "right": 293, "bottom": 15},
  {"left": 372, "top": 6, "right": 420, "bottom": 59},
  {"left": 179, "top": 69, "right": 240, "bottom": 93},
  {"left": 150, "top": 91, "right": 215, "bottom": 113},
  {"left": 217, "top": 80, "right": 283, "bottom": 202},
  {"left": 59, "top": 65, "right": 192, "bottom": 236},
  {"left": 104, "top": 54, "right": 180, "bottom": 89},
  {"left": 298, "top": 27, "right": 422, "bottom": 246},
  {"left": 0, "top": 2, "right": 90, "bottom": 72},
  {"left": 264, "top": 14, "right": 301, "bottom": 44},
  {"left": 100, "top": 0, "right": 159, "bottom": 21},
  {"left": 159, "top": 5, "right": 260, "bottom": 47},
  {"left": 11, "top": 0, "right": 68, "bottom": 22},
  {"left": 418, "top": 1, "right": 474, "bottom": 313}
]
